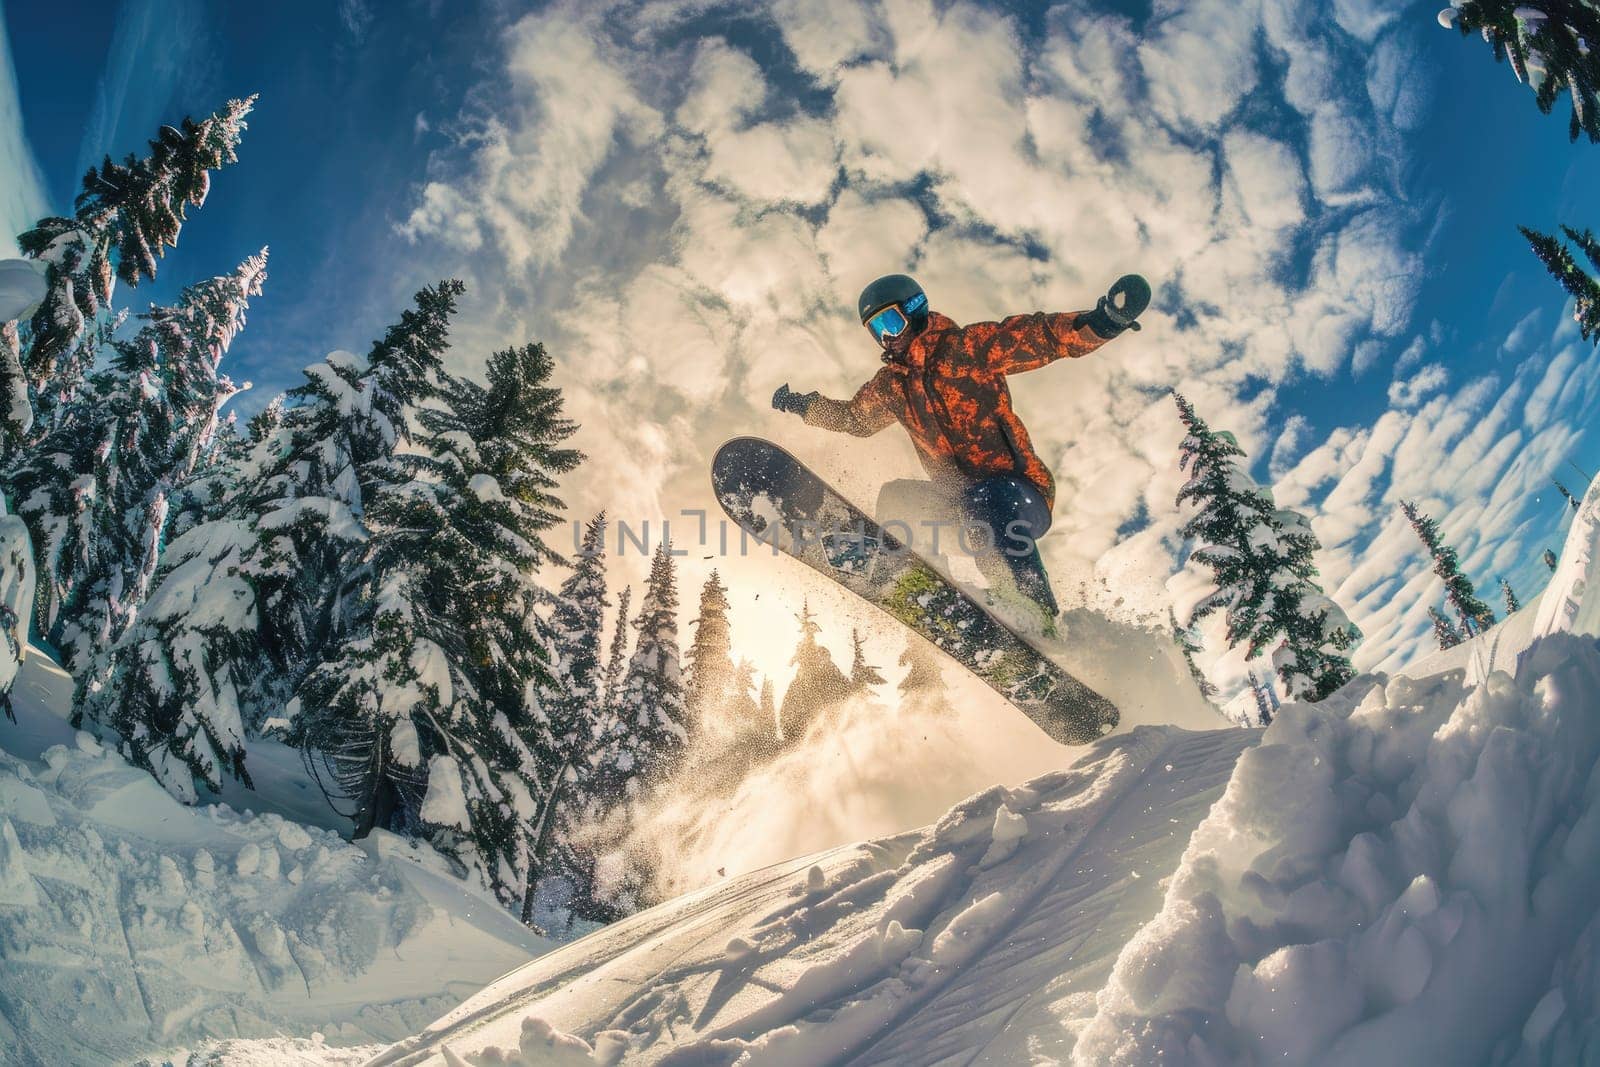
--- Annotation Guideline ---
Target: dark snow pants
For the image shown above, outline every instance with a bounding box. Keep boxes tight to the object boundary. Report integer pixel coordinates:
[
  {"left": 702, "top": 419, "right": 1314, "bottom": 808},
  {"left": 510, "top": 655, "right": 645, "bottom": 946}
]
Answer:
[{"left": 875, "top": 474, "right": 1058, "bottom": 617}]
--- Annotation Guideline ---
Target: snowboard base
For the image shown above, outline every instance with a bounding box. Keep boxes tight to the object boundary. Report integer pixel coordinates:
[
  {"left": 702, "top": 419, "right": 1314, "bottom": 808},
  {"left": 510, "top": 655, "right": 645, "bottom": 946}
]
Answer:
[{"left": 711, "top": 437, "right": 1118, "bottom": 744}]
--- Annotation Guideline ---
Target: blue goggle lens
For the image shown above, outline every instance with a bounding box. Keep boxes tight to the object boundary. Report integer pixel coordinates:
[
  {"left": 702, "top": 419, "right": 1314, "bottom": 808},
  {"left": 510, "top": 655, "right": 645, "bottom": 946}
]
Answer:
[{"left": 867, "top": 306, "right": 909, "bottom": 341}]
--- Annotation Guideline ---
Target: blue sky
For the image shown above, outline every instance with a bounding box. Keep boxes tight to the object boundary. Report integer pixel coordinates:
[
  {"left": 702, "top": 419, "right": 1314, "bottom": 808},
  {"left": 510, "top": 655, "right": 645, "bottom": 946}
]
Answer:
[{"left": 4, "top": 0, "right": 1599, "bottom": 697}]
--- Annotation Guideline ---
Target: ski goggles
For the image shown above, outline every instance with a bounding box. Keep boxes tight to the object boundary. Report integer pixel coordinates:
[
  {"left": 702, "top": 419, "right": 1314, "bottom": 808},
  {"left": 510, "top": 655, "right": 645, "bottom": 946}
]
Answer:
[{"left": 864, "top": 292, "right": 927, "bottom": 343}]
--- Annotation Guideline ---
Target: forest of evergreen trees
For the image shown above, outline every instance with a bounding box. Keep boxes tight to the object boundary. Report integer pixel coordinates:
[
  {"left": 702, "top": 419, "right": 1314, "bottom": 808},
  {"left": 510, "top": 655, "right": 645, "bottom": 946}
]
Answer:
[{"left": 0, "top": 96, "right": 944, "bottom": 925}]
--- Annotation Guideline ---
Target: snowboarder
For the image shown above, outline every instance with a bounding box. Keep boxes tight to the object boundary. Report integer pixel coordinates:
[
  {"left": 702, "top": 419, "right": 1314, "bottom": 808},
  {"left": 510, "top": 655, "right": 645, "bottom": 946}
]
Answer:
[{"left": 772, "top": 272, "right": 1150, "bottom": 617}]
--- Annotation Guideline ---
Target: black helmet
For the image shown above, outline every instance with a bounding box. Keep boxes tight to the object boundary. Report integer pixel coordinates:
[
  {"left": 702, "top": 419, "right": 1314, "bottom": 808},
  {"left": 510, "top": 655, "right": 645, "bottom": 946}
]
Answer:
[
  {"left": 858, "top": 273, "right": 929, "bottom": 350},
  {"left": 858, "top": 273, "right": 925, "bottom": 322}
]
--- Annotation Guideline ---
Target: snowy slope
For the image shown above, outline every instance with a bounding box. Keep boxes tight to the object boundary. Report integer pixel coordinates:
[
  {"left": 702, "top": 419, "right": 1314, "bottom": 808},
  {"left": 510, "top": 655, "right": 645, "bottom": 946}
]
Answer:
[
  {"left": 0, "top": 654, "right": 554, "bottom": 1067},
  {"left": 339, "top": 725, "right": 1257, "bottom": 1066},
  {"left": 312, "top": 474, "right": 1600, "bottom": 1067}
]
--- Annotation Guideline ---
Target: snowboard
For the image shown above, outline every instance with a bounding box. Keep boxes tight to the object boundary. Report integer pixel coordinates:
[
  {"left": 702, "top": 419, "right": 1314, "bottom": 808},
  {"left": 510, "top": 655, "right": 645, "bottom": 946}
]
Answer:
[{"left": 710, "top": 437, "right": 1119, "bottom": 744}]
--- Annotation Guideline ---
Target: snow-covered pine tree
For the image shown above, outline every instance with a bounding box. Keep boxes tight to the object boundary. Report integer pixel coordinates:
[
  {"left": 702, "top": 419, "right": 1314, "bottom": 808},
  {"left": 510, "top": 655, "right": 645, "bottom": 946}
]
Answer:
[
  {"left": 725, "top": 659, "right": 776, "bottom": 759},
  {"left": 1174, "top": 393, "right": 1360, "bottom": 701},
  {"left": 1400, "top": 500, "right": 1497, "bottom": 637},
  {"left": 1442, "top": 2, "right": 1600, "bottom": 142},
  {"left": 294, "top": 341, "right": 580, "bottom": 911},
  {"left": 1246, "top": 670, "right": 1273, "bottom": 727},
  {"left": 562, "top": 543, "right": 690, "bottom": 920},
  {"left": 81, "top": 280, "right": 464, "bottom": 801},
  {"left": 0, "top": 494, "right": 33, "bottom": 721},
  {"left": 8, "top": 98, "right": 255, "bottom": 447},
  {"left": 897, "top": 633, "right": 951, "bottom": 716},
  {"left": 684, "top": 570, "right": 736, "bottom": 728},
  {"left": 758, "top": 676, "right": 777, "bottom": 732},
  {"left": 1555, "top": 478, "right": 1584, "bottom": 511},
  {"left": 848, "top": 628, "right": 886, "bottom": 691},
  {"left": 600, "top": 584, "right": 631, "bottom": 714},
  {"left": 1170, "top": 608, "right": 1218, "bottom": 699},
  {"left": 595, "top": 541, "right": 690, "bottom": 803},
  {"left": 543, "top": 513, "right": 610, "bottom": 769},
  {"left": 1429, "top": 606, "right": 1463, "bottom": 650},
  {"left": 1522, "top": 226, "right": 1600, "bottom": 341},
  {"left": 778, "top": 600, "right": 852, "bottom": 741},
  {"left": 529, "top": 512, "right": 614, "bottom": 922},
  {"left": 728, "top": 659, "right": 761, "bottom": 725},
  {"left": 1500, "top": 577, "right": 1523, "bottom": 614},
  {"left": 547, "top": 577, "right": 632, "bottom": 927},
  {"left": 1545, "top": 547, "right": 1561, "bottom": 571},
  {"left": 5, "top": 252, "right": 265, "bottom": 674}
]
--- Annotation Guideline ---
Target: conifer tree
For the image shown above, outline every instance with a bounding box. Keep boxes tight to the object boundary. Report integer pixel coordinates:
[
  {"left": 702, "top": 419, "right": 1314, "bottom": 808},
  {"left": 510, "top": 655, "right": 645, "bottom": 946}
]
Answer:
[
  {"left": 1170, "top": 608, "right": 1218, "bottom": 699},
  {"left": 778, "top": 600, "right": 852, "bottom": 740},
  {"left": 848, "top": 628, "right": 886, "bottom": 691},
  {"left": 82, "top": 281, "right": 464, "bottom": 801},
  {"left": 565, "top": 543, "right": 688, "bottom": 919},
  {"left": 758, "top": 676, "right": 777, "bottom": 732},
  {"left": 1246, "top": 670, "right": 1273, "bottom": 727},
  {"left": 1174, "top": 393, "right": 1360, "bottom": 701},
  {"left": 1500, "top": 577, "right": 1523, "bottom": 614},
  {"left": 1429, "top": 606, "right": 1464, "bottom": 650},
  {"left": 533, "top": 513, "right": 614, "bottom": 919},
  {"left": 293, "top": 342, "right": 579, "bottom": 909},
  {"left": 549, "top": 580, "right": 633, "bottom": 927},
  {"left": 545, "top": 513, "right": 610, "bottom": 764},
  {"left": 1442, "top": 2, "right": 1600, "bottom": 142},
  {"left": 0, "top": 495, "right": 33, "bottom": 722},
  {"left": 728, "top": 659, "right": 762, "bottom": 725},
  {"left": 897, "top": 633, "right": 951, "bottom": 715},
  {"left": 600, "top": 585, "right": 631, "bottom": 714},
  {"left": 1555, "top": 478, "right": 1583, "bottom": 511},
  {"left": 8, "top": 97, "right": 255, "bottom": 446},
  {"left": 684, "top": 570, "right": 736, "bottom": 726},
  {"left": 1400, "top": 500, "right": 1497, "bottom": 637},
  {"left": 5, "top": 252, "right": 265, "bottom": 673},
  {"left": 1522, "top": 226, "right": 1600, "bottom": 341},
  {"left": 595, "top": 541, "right": 690, "bottom": 802}
]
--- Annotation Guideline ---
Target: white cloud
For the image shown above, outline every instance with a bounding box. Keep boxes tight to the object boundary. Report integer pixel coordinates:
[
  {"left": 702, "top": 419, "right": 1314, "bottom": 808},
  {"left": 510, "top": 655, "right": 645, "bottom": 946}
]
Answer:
[
  {"left": 1387, "top": 363, "right": 1448, "bottom": 409},
  {"left": 1308, "top": 104, "right": 1376, "bottom": 199},
  {"left": 702, "top": 118, "right": 838, "bottom": 205},
  {"left": 675, "top": 40, "right": 766, "bottom": 136},
  {"left": 403, "top": 5, "right": 662, "bottom": 272},
  {"left": 1269, "top": 414, "right": 1313, "bottom": 482},
  {"left": 1138, "top": 0, "right": 1261, "bottom": 131},
  {"left": 1223, "top": 131, "right": 1307, "bottom": 233}
]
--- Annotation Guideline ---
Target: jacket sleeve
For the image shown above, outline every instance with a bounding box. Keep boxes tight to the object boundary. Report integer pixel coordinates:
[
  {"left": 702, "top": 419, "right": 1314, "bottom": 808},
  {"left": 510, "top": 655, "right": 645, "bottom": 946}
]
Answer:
[
  {"left": 975, "top": 311, "right": 1108, "bottom": 375},
  {"left": 803, "top": 370, "right": 897, "bottom": 437}
]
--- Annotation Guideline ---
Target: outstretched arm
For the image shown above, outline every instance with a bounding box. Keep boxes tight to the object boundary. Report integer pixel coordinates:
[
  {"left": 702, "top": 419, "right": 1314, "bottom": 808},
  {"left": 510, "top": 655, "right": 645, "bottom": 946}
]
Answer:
[
  {"left": 981, "top": 275, "right": 1151, "bottom": 375},
  {"left": 772, "top": 373, "right": 896, "bottom": 437}
]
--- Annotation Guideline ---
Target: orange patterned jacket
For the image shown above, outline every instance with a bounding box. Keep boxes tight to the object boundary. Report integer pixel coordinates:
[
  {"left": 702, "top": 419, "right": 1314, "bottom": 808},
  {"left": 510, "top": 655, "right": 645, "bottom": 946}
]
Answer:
[{"left": 803, "top": 310, "right": 1108, "bottom": 510}]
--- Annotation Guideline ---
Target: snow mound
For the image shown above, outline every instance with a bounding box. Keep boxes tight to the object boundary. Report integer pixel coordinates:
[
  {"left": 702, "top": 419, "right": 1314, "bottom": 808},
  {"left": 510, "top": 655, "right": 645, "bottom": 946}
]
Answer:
[
  {"left": 1080, "top": 635, "right": 1600, "bottom": 1064},
  {"left": 0, "top": 717, "right": 551, "bottom": 1065},
  {"left": 357, "top": 725, "right": 1257, "bottom": 1065}
]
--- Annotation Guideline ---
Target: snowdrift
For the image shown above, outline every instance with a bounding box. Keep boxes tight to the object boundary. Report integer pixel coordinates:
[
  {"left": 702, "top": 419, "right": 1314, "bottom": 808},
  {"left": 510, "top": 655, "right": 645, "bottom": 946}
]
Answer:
[
  {"left": 340, "top": 476, "right": 1600, "bottom": 1066},
  {"left": 366, "top": 726, "right": 1256, "bottom": 1066},
  {"left": 0, "top": 655, "right": 553, "bottom": 1066}
]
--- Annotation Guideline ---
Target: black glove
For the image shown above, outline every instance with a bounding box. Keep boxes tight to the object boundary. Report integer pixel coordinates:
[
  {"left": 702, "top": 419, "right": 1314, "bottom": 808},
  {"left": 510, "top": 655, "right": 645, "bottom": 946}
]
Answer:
[
  {"left": 1077, "top": 274, "right": 1151, "bottom": 340},
  {"left": 772, "top": 383, "right": 818, "bottom": 418}
]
